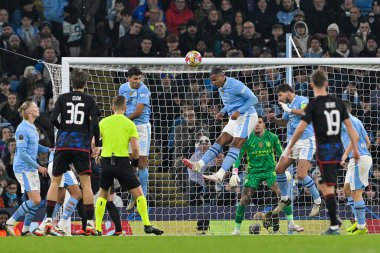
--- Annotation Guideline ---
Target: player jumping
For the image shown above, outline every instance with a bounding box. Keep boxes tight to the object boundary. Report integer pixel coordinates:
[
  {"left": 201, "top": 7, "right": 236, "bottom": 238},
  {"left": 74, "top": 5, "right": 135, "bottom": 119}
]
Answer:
[
  {"left": 268, "top": 84, "right": 322, "bottom": 217},
  {"left": 183, "top": 67, "right": 258, "bottom": 183},
  {"left": 285, "top": 69, "right": 359, "bottom": 235}
]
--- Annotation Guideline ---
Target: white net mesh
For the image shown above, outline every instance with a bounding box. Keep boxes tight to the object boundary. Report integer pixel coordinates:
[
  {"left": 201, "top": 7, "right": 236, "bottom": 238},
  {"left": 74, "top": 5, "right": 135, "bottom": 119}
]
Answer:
[{"left": 46, "top": 61, "right": 380, "bottom": 235}]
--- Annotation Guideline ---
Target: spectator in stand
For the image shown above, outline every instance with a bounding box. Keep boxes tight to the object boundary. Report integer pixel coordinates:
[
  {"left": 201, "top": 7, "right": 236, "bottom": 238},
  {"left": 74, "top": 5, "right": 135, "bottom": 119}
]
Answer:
[
  {"left": 196, "top": 90, "right": 212, "bottom": 120},
  {"left": 0, "top": 78, "right": 10, "bottom": 104},
  {"left": 323, "top": 23, "right": 340, "bottom": 55},
  {"left": 19, "top": 0, "right": 40, "bottom": 23},
  {"left": 152, "top": 21, "right": 167, "bottom": 56},
  {"left": 133, "top": 0, "right": 162, "bottom": 23},
  {"left": 254, "top": 88, "right": 280, "bottom": 117},
  {"left": 34, "top": 47, "right": 60, "bottom": 84},
  {"left": 62, "top": 5, "right": 85, "bottom": 57},
  {"left": 15, "top": 12, "right": 38, "bottom": 51},
  {"left": 304, "top": 36, "right": 323, "bottom": 58},
  {"left": 194, "top": 0, "right": 216, "bottom": 24},
  {"left": 114, "top": 19, "right": 143, "bottom": 57},
  {"left": 71, "top": 0, "right": 100, "bottom": 56},
  {"left": 251, "top": 0, "right": 277, "bottom": 40},
  {"left": 233, "top": 11, "right": 244, "bottom": 37},
  {"left": 31, "top": 34, "right": 54, "bottom": 59},
  {"left": 29, "top": 21, "right": 60, "bottom": 57},
  {"left": 371, "top": 1, "right": 380, "bottom": 41},
  {"left": 0, "top": 93, "right": 21, "bottom": 129},
  {"left": 203, "top": 49, "right": 214, "bottom": 57},
  {"left": 42, "top": 0, "right": 68, "bottom": 44},
  {"left": 220, "top": 39, "right": 233, "bottom": 57},
  {"left": 29, "top": 83, "right": 46, "bottom": 112},
  {"left": 220, "top": 0, "right": 235, "bottom": 24},
  {"left": 276, "top": 0, "right": 297, "bottom": 33},
  {"left": 292, "top": 21, "right": 310, "bottom": 54},
  {"left": 0, "top": 9, "right": 10, "bottom": 35},
  {"left": 349, "top": 19, "right": 372, "bottom": 56},
  {"left": 342, "top": 80, "right": 360, "bottom": 105},
  {"left": 35, "top": 97, "right": 54, "bottom": 145},
  {"left": 0, "top": 165, "right": 8, "bottom": 182},
  {"left": 214, "top": 22, "right": 236, "bottom": 56},
  {"left": 163, "top": 33, "right": 180, "bottom": 57},
  {"left": 236, "top": 21, "right": 265, "bottom": 57},
  {"left": 337, "top": 0, "right": 355, "bottom": 28},
  {"left": 2, "top": 138, "right": 16, "bottom": 189},
  {"left": 2, "top": 35, "right": 31, "bottom": 81},
  {"left": 358, "top": 34, "right": 378, "bottom": 57},
  {"left": 136, "top": 35, "right": 157, "bottom": 57},
  {"left": 195, "top": 39, "right": 208, "bottom": 55},
  {"left": 293, "top": 69, "right": 310, "bottom": 97},
  {"left": 364, "top": 185, "right": 379, "bottom": 206},
  {"left": 356, "top": 95, "right": 379, "bottom": 143},
  {"left": 0, "top": 23, "right": 13, "bottom": 50},
  {"left": 331, "top": 37, "right": 353, "bottom": 57},
  {"left": 1, "top": 179, "right": 22, "bottom": 208},
  {"left": 266, "top": 24, "right": 284, "bottom": 54},
  {"left": 0, "top": 126, "right": 12, "bottom": 158},
  {"left": 340, "top": 6, "right": 361, "bottom": 37},
  {"left": 111, "top": 9, "right": 133, "bottom": 50},
  {"left": 199, "top": 8, "right": 222, "bottom": 51},
  {"left": 142, "top": 5, "right": 164, "bottom": 37},
  {"left": 17, "top": 66, "right": 43, "bottom": 103},
  {"left": 370, "top": 83, "right": 380, "bottom": 108},
  {"left": 166, "top": 0, "right": 194, "bottom": 35},
  {"left": 290, "top": 9, "right": 306, "bottom": 30},
  {"left": 305, "top": 0, "right": 336, "bottom": 37},
  {"left": 179, "top": 19, "right": 201, "bottom": 55}
]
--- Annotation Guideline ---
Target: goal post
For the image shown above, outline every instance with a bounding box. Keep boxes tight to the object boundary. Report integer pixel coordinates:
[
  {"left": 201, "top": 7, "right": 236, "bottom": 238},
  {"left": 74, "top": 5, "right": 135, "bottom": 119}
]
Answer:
[{"left": 47, "top": 57, "right": 380, "bottom": 235}]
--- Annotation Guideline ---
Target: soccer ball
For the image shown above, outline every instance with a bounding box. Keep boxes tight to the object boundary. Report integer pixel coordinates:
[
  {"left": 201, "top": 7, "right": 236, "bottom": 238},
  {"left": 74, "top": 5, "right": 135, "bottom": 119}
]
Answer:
[{"left": 185, "top": 50, "right": 202, "bottom": 67}]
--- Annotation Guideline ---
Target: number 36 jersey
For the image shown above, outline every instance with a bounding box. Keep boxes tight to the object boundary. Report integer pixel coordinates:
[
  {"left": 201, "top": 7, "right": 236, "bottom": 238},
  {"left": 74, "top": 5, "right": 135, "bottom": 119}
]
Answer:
[
  {"left": 50, "top": 91, "right": 100, "bottom": 151},
  {"left": 301, "top": 95, "right": 349, "bottom": 162}
]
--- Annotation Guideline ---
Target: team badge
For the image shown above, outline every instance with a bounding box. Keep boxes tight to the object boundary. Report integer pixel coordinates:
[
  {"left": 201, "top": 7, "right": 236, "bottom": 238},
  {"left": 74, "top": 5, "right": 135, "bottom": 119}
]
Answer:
[
  {"left": 19, "top": 134, "right": 24, "bottom": 140},
  {"left": 266, "top": 142, "right": 271, "bottom": 148}
]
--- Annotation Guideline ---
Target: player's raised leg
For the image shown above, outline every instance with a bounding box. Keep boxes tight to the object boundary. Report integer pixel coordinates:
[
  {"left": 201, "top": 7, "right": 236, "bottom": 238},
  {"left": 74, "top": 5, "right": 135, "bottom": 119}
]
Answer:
[{"left": 272, "top": 156, "right": 294, "bottom": 214}]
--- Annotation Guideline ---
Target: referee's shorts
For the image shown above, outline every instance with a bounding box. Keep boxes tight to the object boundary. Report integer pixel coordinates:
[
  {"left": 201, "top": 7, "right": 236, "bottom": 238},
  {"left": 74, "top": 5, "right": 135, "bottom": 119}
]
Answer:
[{"left": 100, "top": 157, "right": 140, "bottom": 191}]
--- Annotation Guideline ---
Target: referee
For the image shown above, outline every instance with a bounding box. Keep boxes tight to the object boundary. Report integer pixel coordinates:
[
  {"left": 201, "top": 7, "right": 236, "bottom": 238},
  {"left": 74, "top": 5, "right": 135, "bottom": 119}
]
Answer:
[{"left": 94, "top": 96, "right": 163, "bottom": 235}]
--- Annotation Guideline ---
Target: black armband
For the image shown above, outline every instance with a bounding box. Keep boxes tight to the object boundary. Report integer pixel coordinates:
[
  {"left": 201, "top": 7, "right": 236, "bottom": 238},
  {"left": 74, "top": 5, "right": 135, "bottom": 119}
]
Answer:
[{"left": 131, "top": 158, "right": 139, "bottom": 167}]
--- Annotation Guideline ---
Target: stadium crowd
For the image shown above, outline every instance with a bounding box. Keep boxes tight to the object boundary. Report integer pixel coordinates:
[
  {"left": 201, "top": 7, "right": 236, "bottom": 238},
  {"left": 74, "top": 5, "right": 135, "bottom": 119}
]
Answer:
[{"left": 0, "top": 0, "right": 379, "bottom": 211}]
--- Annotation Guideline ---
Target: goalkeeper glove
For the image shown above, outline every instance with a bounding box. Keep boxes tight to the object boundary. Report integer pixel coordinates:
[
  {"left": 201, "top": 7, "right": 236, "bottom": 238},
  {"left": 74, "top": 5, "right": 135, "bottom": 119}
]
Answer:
[
  {"left": 279, "top": 102, "right": 292, "bottom": 113},
  {"left": 229, "top": 167, "right": 240, "bottom": 187}
]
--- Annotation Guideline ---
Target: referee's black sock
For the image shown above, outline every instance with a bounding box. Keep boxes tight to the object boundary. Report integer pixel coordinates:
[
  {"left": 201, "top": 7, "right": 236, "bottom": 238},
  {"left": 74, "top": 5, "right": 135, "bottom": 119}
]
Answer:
[
  {"left": 324, "top": 194, "right": 339, "bottom": 227},
  {"left": 107, "top": 201, "right": 122, "bottom": 232},
  {"left": 46, "top": 200, "right": 56, "bottom": 218},
  {"left": 76, "top": 200, "right": 87, "bottom": 230}
]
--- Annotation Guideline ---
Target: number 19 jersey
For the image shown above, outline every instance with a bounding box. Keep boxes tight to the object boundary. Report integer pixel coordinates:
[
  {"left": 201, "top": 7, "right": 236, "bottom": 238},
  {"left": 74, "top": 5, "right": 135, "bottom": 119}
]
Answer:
[
  {"left": 50, "top": 91, "right": 100, "bottom": 151},
  {"left": 301, "top": 95, "right": 349, "bottom": 162}
]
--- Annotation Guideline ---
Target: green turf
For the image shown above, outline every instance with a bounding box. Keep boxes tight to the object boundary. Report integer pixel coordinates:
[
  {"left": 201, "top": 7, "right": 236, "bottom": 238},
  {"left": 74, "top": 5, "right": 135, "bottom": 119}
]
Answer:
[{"left": 2, "top": 235, "right": 379, "bottom": 253}]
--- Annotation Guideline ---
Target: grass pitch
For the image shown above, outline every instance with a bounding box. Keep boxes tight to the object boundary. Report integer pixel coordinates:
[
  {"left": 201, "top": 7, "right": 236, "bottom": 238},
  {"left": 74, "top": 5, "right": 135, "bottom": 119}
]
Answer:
[{"left": 2, "top": 235, "right": 379, "bottom": 253}]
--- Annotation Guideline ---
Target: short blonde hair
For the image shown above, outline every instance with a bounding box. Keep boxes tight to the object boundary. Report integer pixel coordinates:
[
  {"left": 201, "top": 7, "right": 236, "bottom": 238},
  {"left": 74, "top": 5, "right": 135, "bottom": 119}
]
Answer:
[{"left": 18, "top": 101, "right": 34, "bottom": 120}]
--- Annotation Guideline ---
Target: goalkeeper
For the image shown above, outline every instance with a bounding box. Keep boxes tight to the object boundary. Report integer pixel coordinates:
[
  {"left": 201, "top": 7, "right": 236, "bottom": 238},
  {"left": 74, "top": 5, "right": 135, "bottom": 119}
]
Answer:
[{"left": 230, "top": 116, "right": 303, "bottom": 235}]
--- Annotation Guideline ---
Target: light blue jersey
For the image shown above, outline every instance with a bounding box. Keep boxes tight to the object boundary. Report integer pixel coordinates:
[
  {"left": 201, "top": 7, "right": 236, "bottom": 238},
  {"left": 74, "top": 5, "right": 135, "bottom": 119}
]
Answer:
[
  {"left": 218, "top": 77, "right": 258, "bottom": 116},
  {"left": 119, "top": 82, "right": 151, "bottom": 125},
  {"left": 14, "top": 120, "right": 49, "bottom": 173},
  {"left": 341, "top": 115, "right": 370, "bottom": 158},
  {"left": 283, "top": 95, "right": 314, "bottom": 140}
]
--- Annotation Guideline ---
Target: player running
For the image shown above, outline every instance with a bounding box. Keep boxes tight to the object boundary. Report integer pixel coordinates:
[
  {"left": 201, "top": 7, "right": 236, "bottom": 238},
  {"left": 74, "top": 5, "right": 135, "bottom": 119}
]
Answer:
[
  {"left": 45, "top": 69, "right": 101, "bottom": 235},
  {"left": 183, "top": 67, "right": 258, "bottom": 183},
  {"left": 268, "top": 84, "right": 322, "bottom": 217},
  {"left": 341, "top": 100, "right": 372, "bottom": 235},
  {"left": 230, "top": 116, "right": 304, "bottom": 235},
  {"left": 2, "top": 101, "right": 50, "bottom": 236},
  {"left": 286, "top": 69, "right": 359, "bottom": 235},
  {"left": 119, "top": 66, "right": 151, "bottom": 209},
  {"left": 94, "top": 96, "right": 163, "bottom": 235}
]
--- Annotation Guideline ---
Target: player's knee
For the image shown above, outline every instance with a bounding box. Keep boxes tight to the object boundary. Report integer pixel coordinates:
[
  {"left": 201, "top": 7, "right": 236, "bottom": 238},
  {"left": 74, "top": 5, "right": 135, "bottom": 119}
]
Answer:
[
  {"left": 296, "top": 172, "right": 307, "bottom": 180},
  {"left": 240, "top": 196, "right": 250, "bottom": 206},
  {"left": 343, "top": 184, "right": 351, "bottom": 196},
  {"left": 71, "top": 190, "right": 82, "bottom": 201},
  {"left": 275, "top": 166, "right": 285, "bottom": 174}
]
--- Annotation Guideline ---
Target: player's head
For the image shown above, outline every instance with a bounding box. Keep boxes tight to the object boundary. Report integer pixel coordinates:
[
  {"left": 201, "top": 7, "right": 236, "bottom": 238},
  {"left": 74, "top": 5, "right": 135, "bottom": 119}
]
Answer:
[
  {"left": 0, "top": 209, "right": 10, "bottom": 224},
  {"left": 310, "top": 69, "right": 328, "bottom": 89},
  {"left": 112, "top": 95, "right": 126, "bottom": 113},
  {"left": 18, "top": 101, "right": 39, "bottom": 120},
  {"left": 127, "top": 66, "right": 143, "bottom": 89},
  {"left": 275, "top": 84, "right": 294, "bottom": 103},
  {"left": 255, "top": 115, "right": 265, "bottom": 134},
  {"left": 210, "top": 67, "right": 226, "bottom": 87},
  {"left": 71, "top": 69, "right": 88, "bottom": 90},
  {"left": 342, "top": 100, "right": 352, "bottom": 114}
]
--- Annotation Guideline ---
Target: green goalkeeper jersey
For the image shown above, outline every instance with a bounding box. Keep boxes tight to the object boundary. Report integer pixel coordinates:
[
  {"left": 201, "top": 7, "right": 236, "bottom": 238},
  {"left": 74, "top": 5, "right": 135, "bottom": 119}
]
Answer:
[{"left": 233, "top": 130, "right": 283, "bottom": 173}]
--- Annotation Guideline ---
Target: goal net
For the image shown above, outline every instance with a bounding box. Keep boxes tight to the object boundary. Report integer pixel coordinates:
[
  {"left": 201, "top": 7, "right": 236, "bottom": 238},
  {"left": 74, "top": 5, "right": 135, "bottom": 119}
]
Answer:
[{"left": 46, "top": 58, "right": 380, "bottom": 235}]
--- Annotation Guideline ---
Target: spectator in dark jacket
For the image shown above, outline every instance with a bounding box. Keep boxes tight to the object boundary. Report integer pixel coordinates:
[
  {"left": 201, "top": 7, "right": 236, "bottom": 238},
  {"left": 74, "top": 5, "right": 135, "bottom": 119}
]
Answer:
[
  {"left": 0, "top": 93, "right": 21, "bottom": 129},
  {"left": 305, "top": 0, "right": 336, "bottom": 36},
  {"left": 114, "top": 19, "right": 143, "bottom": 57},
  {"left": 63, "top": 5, "right": 85, "bottom": 57},
  {"left": 358, "top": 34, "right": 378, "bottom": 57},
  {"left": 251, "top": 0, "right": 277, "bottom": 39}
]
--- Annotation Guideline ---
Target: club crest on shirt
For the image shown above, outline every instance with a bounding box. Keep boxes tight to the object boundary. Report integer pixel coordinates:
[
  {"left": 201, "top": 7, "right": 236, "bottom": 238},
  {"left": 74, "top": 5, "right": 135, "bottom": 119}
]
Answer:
[
  {"left": 266, "top": 141, "right": 271, "bottom": 148},
  {"left": 18, "top": 134, "right": 24, "bottom": 140}
]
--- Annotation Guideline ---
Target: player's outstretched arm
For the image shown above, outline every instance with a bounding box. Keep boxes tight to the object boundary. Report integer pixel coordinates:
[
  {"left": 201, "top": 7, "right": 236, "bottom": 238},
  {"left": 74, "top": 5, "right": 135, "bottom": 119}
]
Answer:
[
  {"left": 286, "top": 120, "right": 308, "bottom": 156},
  {"left": 267, "top": 113, "right": 288, "bottom": 127},
  {"left": 343, "top": 118, "right": 360, "bottom": 163}
]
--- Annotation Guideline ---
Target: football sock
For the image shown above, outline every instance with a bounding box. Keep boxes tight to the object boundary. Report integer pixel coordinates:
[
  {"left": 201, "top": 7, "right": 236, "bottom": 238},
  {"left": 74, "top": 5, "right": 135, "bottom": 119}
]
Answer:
[
  {"left": 8, "top": 200, "right": 35, "bottom": 224},
  {"left": 107, "top": 201, "right": 122, "bottom": 232},
  {"left": 235, "top": 203, "right": 246, "bottom": 224},
  {"left": 139, "top": 168, "right": 149, "bottom": 197},
  {"left": 201, "top": 143, "right": 223, "bottom": 164},
  {"left": 221, "top": 147, "right": 240, "bottom": 172},
  {"left": 283, "top": 204, "right": 293, "bottom": 221},
  {"left": 61, "top": 197, "right": 79, "bottom": 223},
  {"left": 302, "top": 176, "right": 321, "bottom": 204},
  {"left": 76, "top": 200, "right": 87, "bottom": 230},
  {"left": 46, "top": 200, "right": 57, "bottom": 218},
  {"left": 276, "top": 173, "right": 289, "bottom": 199},
  {"left": 52, "top": 203, "right": 62, "bottom": 220},
  {"left": 95, "top": 197, "right": 107, "bottom": 231},
  {"left": 347, "top": 196, "right": 357, "bottom": 221},
  {"left": 85, "top": 204, "right": 95, "bottom": 221},
  {"left": 354, "top": 200, "right": 366, "bottom": 229},
  {"left": 136, "top": 196, "right": 151, "bottom": 226},
  {"left": 23, "top": 205, "right": 38, "bottom": 231},
  {"left": 324, "top": 194, "right": 339, "bottom": 227}
]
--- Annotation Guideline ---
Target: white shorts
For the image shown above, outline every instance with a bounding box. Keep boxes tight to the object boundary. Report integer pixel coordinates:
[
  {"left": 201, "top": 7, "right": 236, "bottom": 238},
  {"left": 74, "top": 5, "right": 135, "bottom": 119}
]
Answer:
[
  {"left": 344, "top": 155, "right": 372, "bottom": 190},
  {"left": 48, "top": 163, "right": 78, "bottom": 188},
  {"left": 129, "top": 123, "right": 151, "bottom": 157},
  {"left": 283, "top": 136, "right": 316, "bottom": 161},
  {"left": 15, "top": 171, "right": 40, "bottom": 193},
  {"left": 222, "top": 112, "right": 258, "bottom": 138}
]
